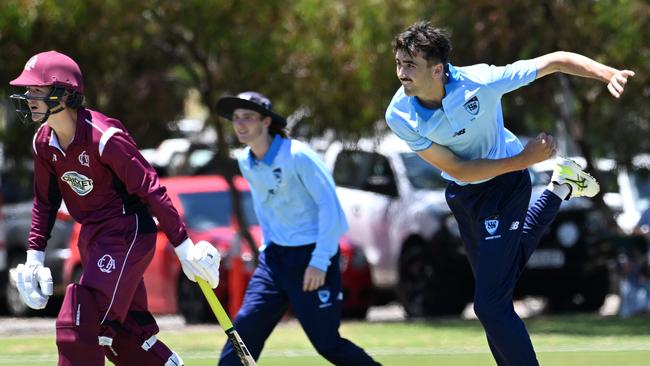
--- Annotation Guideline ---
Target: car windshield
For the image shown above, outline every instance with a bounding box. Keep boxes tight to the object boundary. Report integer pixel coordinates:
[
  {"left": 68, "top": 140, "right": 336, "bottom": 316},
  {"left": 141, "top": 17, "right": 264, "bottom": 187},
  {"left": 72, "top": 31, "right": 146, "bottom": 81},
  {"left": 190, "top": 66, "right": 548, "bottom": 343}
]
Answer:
[
  {"left": 178, "top": 191, "right": 258, "bottom": 231},
  {"left": 400, "top": 152, "right": 447, "bottom": 190}
]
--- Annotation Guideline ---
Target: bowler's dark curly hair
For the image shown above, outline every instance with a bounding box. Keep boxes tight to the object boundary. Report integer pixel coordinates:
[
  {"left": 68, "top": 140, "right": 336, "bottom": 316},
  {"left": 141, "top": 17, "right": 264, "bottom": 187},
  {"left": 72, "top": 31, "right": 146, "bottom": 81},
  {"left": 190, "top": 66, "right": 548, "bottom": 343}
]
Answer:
[{"left": 393, "top": 21, "right": 452, "bottom": 65}]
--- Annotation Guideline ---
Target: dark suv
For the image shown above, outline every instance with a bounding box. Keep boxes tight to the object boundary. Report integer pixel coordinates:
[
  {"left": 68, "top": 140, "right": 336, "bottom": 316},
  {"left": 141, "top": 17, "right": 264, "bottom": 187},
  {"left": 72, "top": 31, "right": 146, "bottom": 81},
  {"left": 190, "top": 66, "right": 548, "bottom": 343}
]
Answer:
[{"left": 518, "top": 165, "right": 613, "bottom": 312}]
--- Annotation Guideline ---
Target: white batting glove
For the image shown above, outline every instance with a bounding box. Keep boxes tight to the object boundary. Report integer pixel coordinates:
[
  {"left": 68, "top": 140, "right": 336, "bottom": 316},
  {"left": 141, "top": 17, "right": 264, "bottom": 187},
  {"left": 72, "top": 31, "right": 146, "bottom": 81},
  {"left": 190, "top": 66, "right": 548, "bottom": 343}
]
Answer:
[
  {"left": 9, "top": 250, "right": 53, "bottom": 310},
  {"left": 174, "top": 239, "right": 221, "bottom": 289}
]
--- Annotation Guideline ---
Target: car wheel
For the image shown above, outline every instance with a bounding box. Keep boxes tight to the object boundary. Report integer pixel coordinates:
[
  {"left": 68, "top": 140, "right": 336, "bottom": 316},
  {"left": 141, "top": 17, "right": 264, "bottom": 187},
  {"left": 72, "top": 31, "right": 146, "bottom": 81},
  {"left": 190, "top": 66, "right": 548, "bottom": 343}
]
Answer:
[
  {"left": 177, "top": 276, "right": 212, "bottom": 324},
  {"left": 576, "top": 269, "right": 610, "bottom": 312},
  {"left": 547, "top": 268, "right": 609, "bottom": 313},
  {"left": 341, "top": 307, "right": 368, "bottom": 319},
  {"left": 398, "top": 242, "right": 467, "bottom": 317},
  {"left": 5, "top": 255, "right": 34, "bottom": 317}
]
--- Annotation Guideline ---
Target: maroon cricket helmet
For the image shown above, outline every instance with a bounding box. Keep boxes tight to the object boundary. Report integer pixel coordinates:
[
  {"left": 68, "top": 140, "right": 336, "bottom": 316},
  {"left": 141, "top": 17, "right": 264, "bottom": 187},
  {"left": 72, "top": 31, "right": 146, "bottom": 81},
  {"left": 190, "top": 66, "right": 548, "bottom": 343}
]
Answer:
[{"left": 10, "top": 50, "right": 84, "bottom": 93}]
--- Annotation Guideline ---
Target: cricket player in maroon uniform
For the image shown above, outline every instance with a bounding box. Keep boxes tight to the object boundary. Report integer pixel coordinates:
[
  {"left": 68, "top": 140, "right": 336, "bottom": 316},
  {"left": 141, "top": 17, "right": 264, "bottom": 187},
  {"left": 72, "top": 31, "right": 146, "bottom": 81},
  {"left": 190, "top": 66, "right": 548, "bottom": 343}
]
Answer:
[{"left": 8, "top": 50, "right": 221, "bottom": 366}]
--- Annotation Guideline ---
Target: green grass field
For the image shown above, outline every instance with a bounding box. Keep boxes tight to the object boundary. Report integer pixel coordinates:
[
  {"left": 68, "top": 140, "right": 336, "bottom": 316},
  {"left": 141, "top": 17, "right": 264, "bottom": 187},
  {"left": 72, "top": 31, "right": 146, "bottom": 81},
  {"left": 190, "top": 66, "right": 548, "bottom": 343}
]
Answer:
[{"left": 2, "top": 314, "right": 650, "bottom": 365}]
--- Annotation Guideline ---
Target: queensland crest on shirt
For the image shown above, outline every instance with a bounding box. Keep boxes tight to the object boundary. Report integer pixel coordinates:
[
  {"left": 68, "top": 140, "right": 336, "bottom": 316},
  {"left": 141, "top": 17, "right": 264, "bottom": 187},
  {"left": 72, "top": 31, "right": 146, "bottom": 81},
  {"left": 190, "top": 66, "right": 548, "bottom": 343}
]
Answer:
[
  {"left": 484, "top": 216, "right": 499, "bottom": 235},
  {"left": 61, "top": 171, "right": 94, "bottom": 196},
  {"left": 78, "top": 150, "right": 90, "bottom": 167},
  {"left": 463, "top": 95, "right": 480, "bottom": 115},
  {"left": 97, "top": 254, "right": 116, "bottom": 273}
]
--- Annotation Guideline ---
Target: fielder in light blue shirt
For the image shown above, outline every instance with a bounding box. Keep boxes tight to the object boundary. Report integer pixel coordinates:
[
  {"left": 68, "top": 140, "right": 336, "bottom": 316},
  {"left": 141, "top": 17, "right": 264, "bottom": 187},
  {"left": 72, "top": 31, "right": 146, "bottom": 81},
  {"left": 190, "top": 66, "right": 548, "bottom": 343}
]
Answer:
[
  {"left": 386, "top": 21, "right": 632, "bottom": 366},
  {"left": 238, "top": 133, "right": 348, "bottom": 272},
  {"left": 215, "top": 91, "right": 380, "bottom": 366}
]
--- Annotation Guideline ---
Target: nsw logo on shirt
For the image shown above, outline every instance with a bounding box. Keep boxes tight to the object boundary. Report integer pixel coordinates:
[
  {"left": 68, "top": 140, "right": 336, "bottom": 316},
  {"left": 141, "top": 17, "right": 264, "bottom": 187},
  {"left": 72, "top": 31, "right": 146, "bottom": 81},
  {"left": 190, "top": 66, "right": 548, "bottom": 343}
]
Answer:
[
  {"left": 463, "top": 96, "right": 480, "bottom": 115},
  {"left": 268, "top": 167, "right": 283, "bottom": 196},
  {"left": 61, "top": 171, "right": 94, "bottom": 196}
]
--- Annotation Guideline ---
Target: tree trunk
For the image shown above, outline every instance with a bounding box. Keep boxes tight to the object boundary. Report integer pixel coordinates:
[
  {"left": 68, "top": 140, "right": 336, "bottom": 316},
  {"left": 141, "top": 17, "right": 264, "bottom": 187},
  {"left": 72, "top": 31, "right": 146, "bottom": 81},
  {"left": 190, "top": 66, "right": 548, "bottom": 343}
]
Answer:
[{"left": 206, "top": 107, "right": 260, "bottom": 265}]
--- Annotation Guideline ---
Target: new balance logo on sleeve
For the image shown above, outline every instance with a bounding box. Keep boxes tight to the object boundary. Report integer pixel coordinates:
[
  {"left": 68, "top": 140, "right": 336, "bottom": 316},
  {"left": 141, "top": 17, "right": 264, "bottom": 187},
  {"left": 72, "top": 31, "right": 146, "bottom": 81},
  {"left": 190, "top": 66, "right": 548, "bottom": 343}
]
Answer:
[{"left": 453, "top": 128, "right": 466, "bottom": 137}]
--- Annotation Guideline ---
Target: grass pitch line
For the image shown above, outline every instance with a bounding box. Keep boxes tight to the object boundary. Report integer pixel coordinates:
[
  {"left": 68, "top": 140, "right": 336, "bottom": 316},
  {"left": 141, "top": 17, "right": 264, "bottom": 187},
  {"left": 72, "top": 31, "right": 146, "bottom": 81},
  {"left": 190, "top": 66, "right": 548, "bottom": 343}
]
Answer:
[{"left": 3, "top": 343, "right": 650, "bottom": 363}]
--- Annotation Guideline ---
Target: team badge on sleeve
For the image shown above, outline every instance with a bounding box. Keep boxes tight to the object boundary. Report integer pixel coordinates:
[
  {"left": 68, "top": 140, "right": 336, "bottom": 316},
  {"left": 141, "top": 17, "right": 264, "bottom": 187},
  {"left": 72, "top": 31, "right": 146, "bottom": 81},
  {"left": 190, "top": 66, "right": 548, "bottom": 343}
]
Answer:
[{"left": 61, "top": 171, "right": 94, "bottom": 196}]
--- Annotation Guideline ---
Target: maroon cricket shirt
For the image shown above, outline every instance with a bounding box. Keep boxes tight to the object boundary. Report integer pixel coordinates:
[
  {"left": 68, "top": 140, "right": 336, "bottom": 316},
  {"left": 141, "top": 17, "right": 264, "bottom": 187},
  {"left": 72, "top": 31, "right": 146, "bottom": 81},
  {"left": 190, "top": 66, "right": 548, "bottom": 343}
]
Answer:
[{"left": 28, "top": 107, "right": 187, "bottom": 251}]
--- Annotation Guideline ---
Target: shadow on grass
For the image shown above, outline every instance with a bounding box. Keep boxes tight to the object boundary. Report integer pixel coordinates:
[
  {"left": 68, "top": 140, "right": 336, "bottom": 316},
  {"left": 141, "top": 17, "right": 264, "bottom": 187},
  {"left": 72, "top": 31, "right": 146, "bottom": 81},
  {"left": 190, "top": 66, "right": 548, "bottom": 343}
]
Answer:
[
  {"left": 375, "top": 314, "right": 650, "bottom": 337},
  {"left": 525, "top": 314, "right": 650, "bottom": 336}
]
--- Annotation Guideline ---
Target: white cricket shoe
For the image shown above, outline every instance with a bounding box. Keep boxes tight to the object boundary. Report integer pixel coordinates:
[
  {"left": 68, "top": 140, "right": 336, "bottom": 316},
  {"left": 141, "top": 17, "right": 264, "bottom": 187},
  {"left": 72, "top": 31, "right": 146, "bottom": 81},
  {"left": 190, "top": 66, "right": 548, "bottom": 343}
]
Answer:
[{"left": 551, "top": 158, "right": 600, "bottom": 199}]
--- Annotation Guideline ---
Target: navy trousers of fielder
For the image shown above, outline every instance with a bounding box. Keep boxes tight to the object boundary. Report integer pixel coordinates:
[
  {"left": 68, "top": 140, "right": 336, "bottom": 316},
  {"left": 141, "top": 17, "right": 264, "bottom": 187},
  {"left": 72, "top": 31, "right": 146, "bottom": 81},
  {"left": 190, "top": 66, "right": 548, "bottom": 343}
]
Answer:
[
  {"left": 219, "top": 243, "right": 380, "bottom": 366},
  {"left": 446, "top": 169, "right": 562, "bottom": 366}
]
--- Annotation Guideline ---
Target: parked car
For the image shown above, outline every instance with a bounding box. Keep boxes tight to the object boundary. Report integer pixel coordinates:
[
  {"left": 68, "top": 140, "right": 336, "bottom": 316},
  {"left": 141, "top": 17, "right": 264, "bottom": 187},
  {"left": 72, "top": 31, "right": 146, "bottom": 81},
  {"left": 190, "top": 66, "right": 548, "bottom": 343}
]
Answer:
[
  {"left": 522, "top": 161, "right": 614, "bottom": 312},
  {"left": 533, "top": 155, "right": 650, "bottom": 233},
  {"left": 322, "top": 134, "right": 615, "bottom": 316},
  {"left": 0, "top": 191, "right": 6, "bottom": 314},
  {"left": 63, "top": 175, "right": 375, "bottom": 322},
  {"left": 1, "top": 191, "right": 73, "bottom": 316}
]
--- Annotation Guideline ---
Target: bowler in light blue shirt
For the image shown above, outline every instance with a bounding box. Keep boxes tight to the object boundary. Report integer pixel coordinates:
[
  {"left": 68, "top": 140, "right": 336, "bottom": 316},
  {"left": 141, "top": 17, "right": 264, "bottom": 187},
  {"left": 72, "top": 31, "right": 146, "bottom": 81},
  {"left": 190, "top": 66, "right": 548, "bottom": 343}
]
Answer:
[
  {"left": 386, "top": 21, "right": 631, "bottom": 366},
  {"left": 386, "top": 60, "right": 538, "bottom": 183}
]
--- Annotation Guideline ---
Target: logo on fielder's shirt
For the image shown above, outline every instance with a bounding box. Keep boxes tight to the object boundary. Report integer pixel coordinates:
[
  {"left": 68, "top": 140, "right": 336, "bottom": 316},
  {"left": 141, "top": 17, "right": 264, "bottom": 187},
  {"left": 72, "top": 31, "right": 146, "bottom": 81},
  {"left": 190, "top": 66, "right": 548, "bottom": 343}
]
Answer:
[
  {"left": 318, "top": 289, "right": 332, "bottom": 308},
  {"left": 268, "top": 167, "right": 283, "bottom": 196},
  {"left": 61, "top": 171, "right": 94, "bottom": 196},
  {"left": 510, "top": 221, "right": 520, "bottom": 231},
  {"left": 463, "top": 96, "right": 480, "bottom": 115},
  {"left": 52, "top": 154, "right": 57, "bottom": 162},
  {"left": 97, "top": 254, "right": 116, "bottom": 273},
  {"left": 78, "top": 150, "right": 90, "bottom": 167}
]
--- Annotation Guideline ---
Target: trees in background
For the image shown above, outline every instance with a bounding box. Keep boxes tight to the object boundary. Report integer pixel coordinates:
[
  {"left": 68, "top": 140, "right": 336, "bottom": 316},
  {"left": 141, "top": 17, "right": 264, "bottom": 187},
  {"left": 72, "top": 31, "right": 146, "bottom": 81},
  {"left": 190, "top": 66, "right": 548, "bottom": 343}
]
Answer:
[
  {"left": 1, "top": 0, "right": 648, "bottom": 228},
  {"left": 2, "top": 0, "right": 647, "bottom": 158}
]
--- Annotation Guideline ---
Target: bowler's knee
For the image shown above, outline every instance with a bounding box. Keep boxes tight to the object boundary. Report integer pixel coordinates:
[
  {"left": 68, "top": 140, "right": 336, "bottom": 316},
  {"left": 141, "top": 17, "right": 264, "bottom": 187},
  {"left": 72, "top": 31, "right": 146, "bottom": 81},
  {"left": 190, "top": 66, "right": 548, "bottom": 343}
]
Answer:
[
  {"left": 311, "top": 338, "right": 341, "bottom": 359},
  {"left": 473, "top": 297, "right": 509, "bottom": 326}
]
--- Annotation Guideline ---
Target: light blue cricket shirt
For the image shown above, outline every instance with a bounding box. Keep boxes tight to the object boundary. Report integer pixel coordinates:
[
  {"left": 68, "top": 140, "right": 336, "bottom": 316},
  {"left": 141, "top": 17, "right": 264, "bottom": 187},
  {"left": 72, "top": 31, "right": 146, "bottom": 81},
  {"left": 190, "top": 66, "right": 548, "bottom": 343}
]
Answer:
[
  {"left": 385, "top": 60, "right": 538, "bottom": 184},
  {"left": 238, "top": 135, "right": 349, "bottom": 272}
]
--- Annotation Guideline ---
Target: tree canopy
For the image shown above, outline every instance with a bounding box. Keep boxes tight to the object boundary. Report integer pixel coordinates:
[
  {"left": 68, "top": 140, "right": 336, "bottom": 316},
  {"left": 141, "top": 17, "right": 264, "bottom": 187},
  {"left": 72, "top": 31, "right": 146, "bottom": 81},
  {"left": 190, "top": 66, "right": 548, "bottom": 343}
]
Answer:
[{"left": 1, "top": 0, "right": 648, "bottom": 164}]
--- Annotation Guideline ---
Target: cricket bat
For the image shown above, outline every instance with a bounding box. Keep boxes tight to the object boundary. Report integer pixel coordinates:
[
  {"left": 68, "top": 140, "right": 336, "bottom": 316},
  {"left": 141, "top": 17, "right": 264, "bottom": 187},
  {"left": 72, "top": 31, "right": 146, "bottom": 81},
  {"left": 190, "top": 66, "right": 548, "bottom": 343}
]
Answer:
[{"left": 196, "top": 278, "right": 257, "bottom": 366}]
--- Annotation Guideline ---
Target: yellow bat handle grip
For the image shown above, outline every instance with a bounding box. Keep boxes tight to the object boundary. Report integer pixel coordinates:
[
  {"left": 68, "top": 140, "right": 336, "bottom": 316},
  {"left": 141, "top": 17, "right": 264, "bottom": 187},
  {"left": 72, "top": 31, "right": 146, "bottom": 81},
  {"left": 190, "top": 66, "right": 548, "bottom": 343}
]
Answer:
[{"left": 196, "top": 278, "right": 234, "bottom": 330}]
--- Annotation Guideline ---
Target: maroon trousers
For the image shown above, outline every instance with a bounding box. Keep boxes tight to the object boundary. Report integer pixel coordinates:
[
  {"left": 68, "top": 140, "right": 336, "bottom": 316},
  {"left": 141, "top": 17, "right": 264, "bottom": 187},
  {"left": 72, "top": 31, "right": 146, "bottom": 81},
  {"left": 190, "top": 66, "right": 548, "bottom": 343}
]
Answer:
[{"left": 56, "top": 212, "right": 175, "bottom": 366}]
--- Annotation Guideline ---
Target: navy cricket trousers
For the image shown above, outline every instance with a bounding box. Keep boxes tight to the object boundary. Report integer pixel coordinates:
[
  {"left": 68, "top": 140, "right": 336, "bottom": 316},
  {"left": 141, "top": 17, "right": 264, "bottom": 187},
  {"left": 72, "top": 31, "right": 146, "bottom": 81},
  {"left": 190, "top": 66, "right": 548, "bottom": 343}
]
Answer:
[
  {"left": 446, "top": 169, "right": 562, "bottom": 366},
  {"left": 218, "top": 243, "right": 380, "bottom": 366}
]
